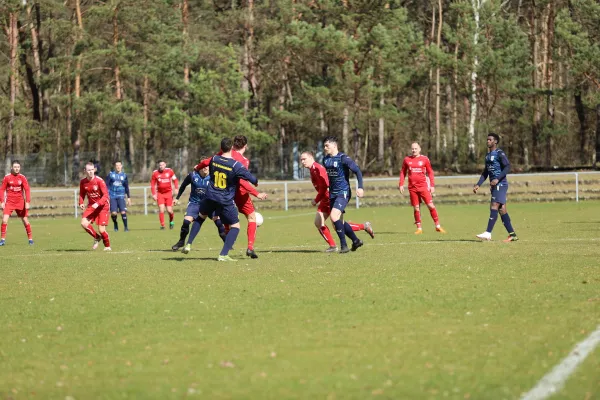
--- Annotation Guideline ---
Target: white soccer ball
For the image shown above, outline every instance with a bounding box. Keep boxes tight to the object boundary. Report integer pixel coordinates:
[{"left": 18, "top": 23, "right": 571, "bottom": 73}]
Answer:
[{"left": 255, "top": 212, "right": 264, "bottom": 227}]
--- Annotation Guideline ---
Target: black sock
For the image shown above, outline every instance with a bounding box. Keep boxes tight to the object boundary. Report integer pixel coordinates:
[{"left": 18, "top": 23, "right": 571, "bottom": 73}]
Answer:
[
  {"left": 180, "top": 219, "right": 191, "bottom": 243},
  {"left": 111, "top": 214, "right": 118, "bottom": 228},
  {"left": 214, "top": 219, "right": 227, "bottom": 242},
  {"left": 121, "top": 213, "right": 128, "bottom": 229},
  {"left": 343, "top": 221, "right": 360, "bottom": 243},
  {"left": 333, "top": 220, "right": 347, "bottom": 247}
]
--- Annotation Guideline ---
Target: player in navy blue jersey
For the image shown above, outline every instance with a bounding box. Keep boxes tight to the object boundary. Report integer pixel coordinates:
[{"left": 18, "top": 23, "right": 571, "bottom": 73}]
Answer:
[
  {"left": 106, "top": 161, "right": 131, "bottom": 232},
  {"left": 473, "top": 133, "right": 518, "bottom": 242},
  {"left": 322, "top": 136, "right": 366, "bottom": 253},
  {"left": 190, "top": 138, "right": 259, "bottom": 261},
  {"left": 171, "top": 164, "right": 227, "bottom": 252}
]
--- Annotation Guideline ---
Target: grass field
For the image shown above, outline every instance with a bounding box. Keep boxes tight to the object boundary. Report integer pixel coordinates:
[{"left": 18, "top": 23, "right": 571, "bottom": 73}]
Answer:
[{"left": 1, "top": 202, "right": 599, "bottom": 399}]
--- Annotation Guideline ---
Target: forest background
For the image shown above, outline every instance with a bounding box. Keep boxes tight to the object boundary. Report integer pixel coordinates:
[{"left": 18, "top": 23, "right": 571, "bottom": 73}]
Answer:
[{"left": 1, "top": 0, "right": 600, "bottom": 184}]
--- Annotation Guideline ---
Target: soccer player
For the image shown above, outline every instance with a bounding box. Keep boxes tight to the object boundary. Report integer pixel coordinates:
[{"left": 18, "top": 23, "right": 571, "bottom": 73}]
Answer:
[
  {"left": 106, "top": 161, "right": 131, "bottom": 232},
  {"left": 399, "top": 142, "right": 446, "bottom": 234},
  {"left": 300, "top": 151, "right": 374, "bottom": 252},
  {"left": 0, "top": 160, "right": 33, "bottom": 246},
  {"left": 322, "top": 136, "right": 366, "bottom": 254},
  {"left": 171, "top": 164, "right": 227, "bottom": 252},
  {"left": 473, "top": 133, "right": 519, "bottom": 242},
  {"left": 191, "top": 137, "right": 259, "bottom": 262},
  {"left": 79, "top": 162, "right": 111, "bottom": 251},
  {"left": 150, "top": 161, "right": 179, "bottom": 230}
]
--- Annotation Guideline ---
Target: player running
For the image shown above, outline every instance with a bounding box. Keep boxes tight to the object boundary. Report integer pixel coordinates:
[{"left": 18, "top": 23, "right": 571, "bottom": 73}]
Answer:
[
  {"left": 150, "top": 161, "right": 179, "bottom": 230},
  {"left": 191, "top": 137, "right": 259, "bottom": 261},
  {"left": 473, "top": 133, "right": 518, "bottom": 242},
  {"left": 322, "top": 136, "right": 366, "bottom": 254},
  {"left": 106, "top": 161, "right": 131, "bottom": 232},
  {"left": 171, "top": 164, "right": 227, "bottom": 252},
  {"left": 300, "top": 151, "right": 374, "bottom": 252},
  {"left": 79, "top": 162, "right": 111, "bottom": 251},
  {"left": 399, "top": 142, "right": 446, "bottom": 234},
  {"left": 0, "top": 160, "right": 33, "bottom": 246}
]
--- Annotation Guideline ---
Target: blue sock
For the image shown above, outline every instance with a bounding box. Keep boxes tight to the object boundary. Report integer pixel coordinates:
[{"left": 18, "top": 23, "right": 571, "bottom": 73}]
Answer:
[
  {"left": 333, "top": 220, "right": 347, "bottom": 247},
  {"left": 486, "top": 209, "right": 499, "bottom": 233},
  {"left": 187, "top": 217, "right": 205, "bottom": 244},
  {"left": 121, "top": 213, "right": 128, "bottom": 229},
  {"left": 180, "top": 219, "right": 191, "bottom": 243},
  {"left": 343, "top": 221, "right": 359, "bottom": 243},
  {"left": 501, "top": 213, "right": 516, "bottom": 235},
  {"left": 221, "top": 227, "right": 240, "bottom": 256},
  {"left": 214, "top": 219, "right": 226, "bottom": 242}
]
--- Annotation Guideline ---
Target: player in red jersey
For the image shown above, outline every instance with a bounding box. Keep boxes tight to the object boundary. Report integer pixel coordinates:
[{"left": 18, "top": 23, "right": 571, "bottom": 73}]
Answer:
[
  {"left": 150, "top": 160, "right": 179, "bottom": 230},
  {"left": 300, "top": 151, "right": 374, "bottom": 252},
  {"left": 79, "top": 162, "right": 111, "bottom": 251},
  {"left": 0, "top": 160, "right": 33, "bottom": 246},
  {"left": 399, "top": 142, "right": 446, "bottom": 234}
]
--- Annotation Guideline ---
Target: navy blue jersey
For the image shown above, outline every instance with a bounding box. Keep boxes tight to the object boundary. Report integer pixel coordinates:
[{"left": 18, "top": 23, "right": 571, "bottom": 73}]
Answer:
[
  {"left": 176, "top": 171, "right": 210, "bottom": 205},
  {"left": 206, "top": 155, "right": 258, "bottom": 203},
  {"left": 477, "top": 148, "right": 511, "bottom": 186},
  {"left": 322, "top": 152, "right": 364, "bottom": 197},
  {"left": 106, "top": 171, "right": 130, "bottom": 199}
]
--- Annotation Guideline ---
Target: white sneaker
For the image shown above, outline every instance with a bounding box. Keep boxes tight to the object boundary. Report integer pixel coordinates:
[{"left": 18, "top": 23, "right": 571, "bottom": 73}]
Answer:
[
  {"left": 476, "top": 231, "right": 492, "bottom": 241},
  {"left": 103, "top": 247, "right": 112, "bottom": 251},
  {"left": 92, "top": 238, "right": 101, "bottom": 250}
]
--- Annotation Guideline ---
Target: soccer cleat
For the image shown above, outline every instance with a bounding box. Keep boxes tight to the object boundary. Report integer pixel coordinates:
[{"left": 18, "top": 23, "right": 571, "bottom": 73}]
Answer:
[
  {"left": 124, "top": 228, "right": 129, "bottom": 232},
  {"left": 172, "top": 241, "right": 185, "bottom": 251},
  {"left": 364, "top": 221, "right": 375, "bottom": 239},
  {"left": 181, "top": 244, "right": 191, "bottom": 254},
  {"left": 476, "top": 231, "right": 492, "bottom": 241},
  {"left": 0, "top": 239, "right": 5, "bottom": 246},
  {"left": 103, "top": 247, "right": 112, "bottom": 251},
  {"left": 169, "top": 221, "right": 175, "bottom": 230},
  {"left": 246, "top": 249, "right": 259, "bottom": 259},
  {"left": 325, "top": 246, "right": 338, "bottom": 253},
  {"left": 414, "top": 228, "right": 423, "bottom": 235},
  {"left": 218, "top": 255, "right": 237, "bottom": 262},
  {"left": 436, "top": 226, "right": 447, "bottom": 234},
  {"left": 114, "top": 224, "right": 118, "bottom": 232},
  {"left": 339, "top": 245, "right": 350, "bottom": 254},
  {"left": 92, "top": 237, "right": 101, "bottom": 250},
  {"left": 503, "top": 235, "right": 519, "bottom": 243},
  {"left": 160, "top": 226, "right": 165, "bottom": 230},
  {"left": 351, "top": 239, "right": 363, "bottom": 252},
  {"left": 28, "top": 239, "right": 34, "bottom": 245}
]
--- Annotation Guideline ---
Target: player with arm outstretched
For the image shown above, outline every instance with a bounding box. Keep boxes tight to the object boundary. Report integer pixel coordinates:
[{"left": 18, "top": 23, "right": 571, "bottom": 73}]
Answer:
[
  {"left": 399, "top": 142, "right": 446, "bottom": 234},
  {"left": 79, "top": 162, "right": 111, "bottom": 251},
  {"left": 150, "top": 161, "right": 179, "bottom": 230},
  {"left": 106, "top": 161, "right": 131, "bottom": 232},
  {"left": 0, "top": 160, "right": 33, "bottom": 246},
  {"left": 300, "top": 151, "right": 374, "bottom": 252},
  {"left": 473, "top": 133, "right": 518, "bottom": 242}
]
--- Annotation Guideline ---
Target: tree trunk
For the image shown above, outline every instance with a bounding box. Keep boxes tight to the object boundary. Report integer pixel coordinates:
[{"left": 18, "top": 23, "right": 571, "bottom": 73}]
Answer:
[
  {"left": 142, "top": 75, "right": 150, "bottom": 179},
  {"left": 435, "top": 0, "right": 443, "bottom": 161},
  {"left": 6, "top": 11, "right": 18, "bottom": 174},
  {"left": 113, "top": 4, "right": 122, "bottom": 163},
  {"left": 544, "top": 1, "right": 555, "bottom": 166},
  {"left": 468, "top": 0, "right": 485, "bottom": 163},
  {"left": 245, "top": 0, "right": 258, "bottom": 105},
  {"left": 278, "top": 82, "right": 286, "bottom": 177},
  {"left": 452, "top": 40, "right": 459, "bottom": 170},
  {"left": 378, "top": 94, "right": 385, "bottom": 167},
  {"left": 27, "top": 4, "right": 44, "bottom": 125},
  {"left": 72, "top": 0, "right": 84, "bottom": 182},
  {"left": 181, "top": 0, "right": 190, "bottom": 173},
  {"left": 342, "top": 106, "right": 349, "bottom": 152},
  {"left": 595, "top": 104, "right": 600, "bottom": 168},
  {"left": 575, "top": 92, "right": 587, "bottom": 165},
  {"left": 531, "top": 4, "right": 541, "bottom": 165}
]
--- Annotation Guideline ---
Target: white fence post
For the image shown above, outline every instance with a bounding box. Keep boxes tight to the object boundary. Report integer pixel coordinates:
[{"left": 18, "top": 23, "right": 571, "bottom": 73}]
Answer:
[
  {"left": 74, "top": 189, "right": 78, "bottom": 218},
  {"left": 355, "top": 178, "right": 360, "bottom": 209},
  {"left": 575, "top": 172, "right": 579, "bottom": 202},
  {"left": 284, "top": 182, "right": 288, "bottom": 211},
  {"left": 144, "top": 187, "right": 148, "bottom": 215}
]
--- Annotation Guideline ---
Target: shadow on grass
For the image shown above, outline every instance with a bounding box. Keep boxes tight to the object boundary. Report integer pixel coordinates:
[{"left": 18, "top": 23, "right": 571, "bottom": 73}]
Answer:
[
  {"left": 147, "top": 249, "right": 179, "bottom": 253},
  {"left": 47, "top": 249, "right": 88, "bottom": 252},
  {"left": 163, "top": 257, "right": 218, "bottom": 262},
  {"left": 427, "top": 239, "right": 482, "bottom": 242},
  {"left": 266, "top": 249, "right": 322, "bottom": 253}
]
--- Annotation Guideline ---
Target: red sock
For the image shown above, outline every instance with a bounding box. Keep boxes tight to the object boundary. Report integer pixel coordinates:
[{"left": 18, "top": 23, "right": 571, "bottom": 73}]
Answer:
[
  {"left": 429, "top": 208, "right": 439, "bottom": 225},
  {"left": 84, "top": 224, "right": 98, "bottom": 238},
  {"left": 159, "top": 212, "right": 165, "bottom": 227},
  {"left": 247, "top": 221, "right": 257, "bottom": 250},
  {"left": 169, "top": 212, "right": 174, "bottom": 223},
  {"left": 101, "top": 231, "right": 110, "bottom": 247},
  {"left": 348, "top": 222, "right": 364, "bottom": 231},
  {"left": 1, "top": 223, "right": 7, "bottom": 239},
  {"left": 24, "top": 223, "right": 32, "bottom": 240},
  {"left": 318, "top": 226, "right": 336, "bottom": 246},
  {"left": 414, "top": 210, "right": 422, "bottom": 228}
]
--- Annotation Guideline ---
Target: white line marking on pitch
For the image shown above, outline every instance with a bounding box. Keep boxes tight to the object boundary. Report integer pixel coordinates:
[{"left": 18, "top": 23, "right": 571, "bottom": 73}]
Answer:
[{"left": 521, "top": 325, "right": 600, "bottom": 400}]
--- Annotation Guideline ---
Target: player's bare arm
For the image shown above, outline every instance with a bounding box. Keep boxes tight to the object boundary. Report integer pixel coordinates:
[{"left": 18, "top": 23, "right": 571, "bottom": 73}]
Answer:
[
  {"left": 490, "top": 179, "right": 499, "bottom": 186},
  {"left": 256, "top": 192, "right": 268, "bottom": 200},
  {"left": 356, "top": 188, "right": 364, "bottom": 198}
]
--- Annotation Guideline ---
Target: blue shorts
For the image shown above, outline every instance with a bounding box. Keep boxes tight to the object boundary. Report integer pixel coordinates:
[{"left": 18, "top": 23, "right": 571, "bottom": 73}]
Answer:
[
  {"left": 185, "top": 202, "right": 201, "bottom": 218},
  {"left": 329, "top": 192, "right": 350, "bottom": 213},
  {"left": 199, "top": 198, "right": 238, "bottom": 225},
  {"left": 110, "top": 197, "right": 127, "bottom": 213},
  {"left": 490, "top": 184, "right": 508, "bottom": 205}
]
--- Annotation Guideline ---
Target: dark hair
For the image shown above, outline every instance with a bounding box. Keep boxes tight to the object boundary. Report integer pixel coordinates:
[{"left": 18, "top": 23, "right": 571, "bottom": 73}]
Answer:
[
  {"left": 233, "top": 135, "right": 248, "bottom": 150},
  {"left": 322, "top": 136, "right": 338, "bottom": 146},
  {"left": 85, "top": 162, "right": 95, "bottom": 169},
  {"left": 114, "top": 160, "right": 122, "bottom": 165},
  {"left": 301, "top": 150, "right": 314, "bottom": 158},
  {"left": 221, "top": 137, "right": 233, "bottom": 152},
  {"left": 488, "top": 132, "right": 500, "bottom": 143},
  {"left": 11, "top": 160, "right": 20, "bottom": 166},
  {"left": 157, "top": 160, "right": 165, "bottom": 164}
]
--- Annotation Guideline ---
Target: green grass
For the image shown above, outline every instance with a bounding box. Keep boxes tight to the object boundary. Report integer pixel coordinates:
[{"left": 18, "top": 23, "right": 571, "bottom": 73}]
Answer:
[{"left": 1, "top": 202, "right": 599, "bottom": 399}]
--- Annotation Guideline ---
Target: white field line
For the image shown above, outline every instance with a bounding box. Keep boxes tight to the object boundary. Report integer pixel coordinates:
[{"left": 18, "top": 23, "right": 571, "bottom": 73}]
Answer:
[{"left": 521, "top": 325, "right": 600, "bottom": 400}]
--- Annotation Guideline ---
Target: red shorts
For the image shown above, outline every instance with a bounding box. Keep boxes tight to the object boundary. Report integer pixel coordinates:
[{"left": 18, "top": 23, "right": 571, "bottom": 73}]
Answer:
[
  {"left": 317, "top": 200, "right": 330, "bottom": 214},
  {"left": 409, "top": 188, "right": 433, "bottom": 207},
  {"left": 83, "top": 204, "right": 109, "bottom": 226},
  {"left": 157, "top": 192, "right": 173, "bottom": 206},
  {"left": 3, "top": 204, "right": 28, "bottom": 218},
  {"left": 235, "top": 193, "right": 255, "bottom": 216}
]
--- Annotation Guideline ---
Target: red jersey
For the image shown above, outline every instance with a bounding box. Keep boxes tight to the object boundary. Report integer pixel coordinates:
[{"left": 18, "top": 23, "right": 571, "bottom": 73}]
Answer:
[
  {"left": 151, "top": 168, "right": 179, "bottom": 195},
  {"left": 79, "top": 176, "right": 109, "bottom": 207},
  {"left": 399, "top": 155, "right": 435, "bottom": 190},
  {"left": 309, "top": 162, "right": 329, "bottom": 204},
  {"left": 195, "top": 150, "right": 258, "bottom": 197},
  {"left": 1, "top": 173, "right": 31, "bottom": 206}
]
